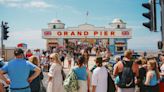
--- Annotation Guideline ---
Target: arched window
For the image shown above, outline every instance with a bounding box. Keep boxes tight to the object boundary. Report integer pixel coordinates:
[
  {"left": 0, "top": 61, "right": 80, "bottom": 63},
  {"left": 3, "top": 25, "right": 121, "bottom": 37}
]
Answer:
[
  {"left": 117, "top": 25, "right": 120, "bottom": 28},
  {"left": 53, "top": 25, "right": 56, "bottom": 29}
]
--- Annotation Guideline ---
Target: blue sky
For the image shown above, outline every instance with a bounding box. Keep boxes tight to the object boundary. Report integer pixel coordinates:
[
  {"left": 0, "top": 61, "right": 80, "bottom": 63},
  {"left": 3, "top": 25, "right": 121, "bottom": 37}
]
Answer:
[{"left": 0, "top": 0, "right": 162, "bottom": 51}]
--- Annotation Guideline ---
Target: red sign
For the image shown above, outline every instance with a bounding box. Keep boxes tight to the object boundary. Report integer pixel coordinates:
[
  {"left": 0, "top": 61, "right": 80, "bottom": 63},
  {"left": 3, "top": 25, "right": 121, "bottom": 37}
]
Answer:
[
  {"left": 43, "top": 30, "right": 131, "bottom": 38},
  {"left": 44, "top": 31, "right": 52, "bottom": 36},
  {"left": 122, "top": 31, "right": 129, "bottom": 36}
]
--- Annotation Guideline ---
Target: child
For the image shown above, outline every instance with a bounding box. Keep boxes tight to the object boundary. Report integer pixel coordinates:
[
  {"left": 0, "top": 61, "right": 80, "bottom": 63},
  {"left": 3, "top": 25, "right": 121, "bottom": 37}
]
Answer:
[
  {"left": 66, "top": 51, "right": 72, "bottom": 69},
  {"left": 144, "top": 59, "right": 160, "bottom": 92}
]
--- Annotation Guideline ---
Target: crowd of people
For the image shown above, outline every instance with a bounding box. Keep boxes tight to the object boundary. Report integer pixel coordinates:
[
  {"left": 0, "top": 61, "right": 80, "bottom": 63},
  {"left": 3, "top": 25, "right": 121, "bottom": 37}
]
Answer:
[
  {"left": 0, "top": 47, "right": 164, "bottom": 92},
  {"left": 112, "top": 50, "right": 164, "bottom": 92}
]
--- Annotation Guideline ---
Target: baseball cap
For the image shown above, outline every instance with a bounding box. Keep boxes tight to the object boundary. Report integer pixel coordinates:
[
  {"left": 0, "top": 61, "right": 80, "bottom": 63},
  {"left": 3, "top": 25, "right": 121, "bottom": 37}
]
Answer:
[{"left": 14, "top": 48, "right": 24, "bottom": 56}]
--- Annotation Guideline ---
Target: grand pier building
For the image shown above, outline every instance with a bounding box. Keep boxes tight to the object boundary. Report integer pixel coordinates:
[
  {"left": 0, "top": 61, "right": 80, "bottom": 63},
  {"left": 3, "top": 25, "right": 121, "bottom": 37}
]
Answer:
[{"left": 42, "top": 18, "right": 132, "bottom": 55}]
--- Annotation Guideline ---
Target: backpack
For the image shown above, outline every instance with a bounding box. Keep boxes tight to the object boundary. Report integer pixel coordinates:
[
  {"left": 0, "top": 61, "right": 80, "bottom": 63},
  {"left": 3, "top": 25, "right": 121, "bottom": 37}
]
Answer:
[
  {"left": 105, "top": 66, "right": 116, "bottom": 92},
  {"left": 63, "top": 69, "right": 79, "bottom": 92},
  {"left": 117, "top": 60, "right": 135, "bottom": 88}
]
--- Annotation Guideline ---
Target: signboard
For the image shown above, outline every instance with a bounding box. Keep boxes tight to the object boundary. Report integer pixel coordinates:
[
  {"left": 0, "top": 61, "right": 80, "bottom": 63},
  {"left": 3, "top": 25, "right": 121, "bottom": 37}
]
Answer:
[
  {"left": 17, "top": 43, "right": 27, "bottom": 50},
  {"left": 42, "top": 30, "right": 132, "bottom": 39}
]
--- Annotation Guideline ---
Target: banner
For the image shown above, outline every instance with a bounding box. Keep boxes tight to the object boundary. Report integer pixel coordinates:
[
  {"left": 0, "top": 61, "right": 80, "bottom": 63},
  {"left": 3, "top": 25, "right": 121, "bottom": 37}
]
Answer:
[{"left": 42, "top": 30, "right": 132, "bottom": 39}]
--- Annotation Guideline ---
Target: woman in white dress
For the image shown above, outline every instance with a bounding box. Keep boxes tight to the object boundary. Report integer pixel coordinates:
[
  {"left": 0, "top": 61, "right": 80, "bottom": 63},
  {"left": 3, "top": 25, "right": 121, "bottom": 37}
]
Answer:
[{"left": 47, "top": 53, "right": 64, "bottom": 92}]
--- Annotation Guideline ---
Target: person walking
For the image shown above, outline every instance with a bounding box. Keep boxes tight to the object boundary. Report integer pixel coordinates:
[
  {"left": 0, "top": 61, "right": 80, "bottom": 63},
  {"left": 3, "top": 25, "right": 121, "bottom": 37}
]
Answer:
[
  {"left": 28, "top": 56, "right": 44, "bottom": 92},
  {"left": 73, "top": 55, "right": 90, "bottom": 92},
  {"left": 25, "top": 49, "right": 33, "bottom": 59},
  {"left": 113, "top": 50, "right": 139, "bottom": 92},
  {"left": 82, "top": 49, "right": 89, "bottom": 68},
  {"left": 47, "top": 53, "right": 64, "bottom": 92},
  {"left": 92, "top": 56, "right": 108, "bottom": 92},
  {"left": 66, "top": 51, "right": 73, "bottom": 69},
  {"left": 0, "top": 48, "right": 41, "bottom": 92},
  {"left": 59, "top": 50, "right": 65, "bottom": 67}
]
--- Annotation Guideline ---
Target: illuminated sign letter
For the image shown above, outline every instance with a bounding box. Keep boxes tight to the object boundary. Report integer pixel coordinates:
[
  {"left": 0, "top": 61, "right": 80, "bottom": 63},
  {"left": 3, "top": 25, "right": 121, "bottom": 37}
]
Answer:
[
  {"left": 57, "top": 31, "right": 62, "bottom": 36},
  {"left": 77, "top": 31, "right": 82, "bottom": 36},
  {"left": 122, "top": 31, "right": 129, "bottom": 36},
  {"left": 84, "top": 31, "right": 88, "bottom": 36},
  {"left": 104, "top": 31, "right": 108, "bottom": 36},
  {"left": 111, "top": 31, "right": 115, "bottom": 36},
  {"left": 71, "top": 31, "right": 75, "bottom": 36},
  {"left": 64, "top": 31, "right": 68, "bottom": 36},
  {"left": 94, "top": 31, "right": 98, "bottom": 36},
  {"left": 44, "top": 31, "right": 52, "bottom": 36},
  {"left": 100, "top": 31, "right": 103, "bottom": 36}
]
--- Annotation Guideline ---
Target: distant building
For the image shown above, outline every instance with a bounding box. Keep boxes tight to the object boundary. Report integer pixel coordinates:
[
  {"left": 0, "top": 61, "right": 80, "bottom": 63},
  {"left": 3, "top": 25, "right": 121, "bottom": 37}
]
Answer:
[
  {"left": 0, "top": 47, "right": 15, "bottom": 61},
  {"left": 42, "top": 18, "right": 132, "bottom": 55}
]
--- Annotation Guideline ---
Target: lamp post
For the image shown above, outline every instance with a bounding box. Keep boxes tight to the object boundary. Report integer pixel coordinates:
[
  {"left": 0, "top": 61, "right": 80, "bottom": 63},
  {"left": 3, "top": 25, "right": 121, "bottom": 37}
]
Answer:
[
  {"left": 1, "top": 21, "right": 4, "bottom": 58},
  {"left": 160, "top": 0, "right": 164, "bottom": 50}
]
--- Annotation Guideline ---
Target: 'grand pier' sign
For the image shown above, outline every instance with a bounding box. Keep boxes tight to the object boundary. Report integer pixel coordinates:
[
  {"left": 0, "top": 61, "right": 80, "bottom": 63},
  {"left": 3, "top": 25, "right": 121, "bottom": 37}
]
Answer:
[{"left": 42, "top": 30, "right": 132, "bottom": 39}]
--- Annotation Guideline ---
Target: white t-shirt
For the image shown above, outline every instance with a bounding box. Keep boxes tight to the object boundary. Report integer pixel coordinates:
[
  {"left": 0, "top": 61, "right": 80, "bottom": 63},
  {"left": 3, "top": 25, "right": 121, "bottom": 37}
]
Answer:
[{"left": 92, "top": 66, "right": 108, "bottom": 92}]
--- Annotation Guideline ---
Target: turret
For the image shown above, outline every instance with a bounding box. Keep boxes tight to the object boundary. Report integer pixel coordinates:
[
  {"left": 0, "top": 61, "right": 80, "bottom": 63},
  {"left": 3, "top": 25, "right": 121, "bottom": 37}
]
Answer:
[
  {"left": 110, "top": 18, "right": 126, "bottom": 29},
  {"left": 48, "top": 19, "right": 65, "bottom": 29}
]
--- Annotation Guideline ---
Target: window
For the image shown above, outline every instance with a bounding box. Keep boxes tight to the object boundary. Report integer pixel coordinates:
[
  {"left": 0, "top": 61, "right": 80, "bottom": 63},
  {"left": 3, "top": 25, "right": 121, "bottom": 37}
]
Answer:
[
  {"left": 117, "top": 25, "right": 120, "bottom": 28},
  {"left": 53, "top": 25, "right": 56, "bottom": 29},
  {"left": 116, "top": 46, "right": 124, "bottom": 52}
]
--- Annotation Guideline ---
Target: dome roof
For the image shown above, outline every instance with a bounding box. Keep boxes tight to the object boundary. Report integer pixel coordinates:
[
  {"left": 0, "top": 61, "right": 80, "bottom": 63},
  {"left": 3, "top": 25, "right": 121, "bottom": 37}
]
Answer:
[
  {"left": 51, "top": 19, "right": 62, "bottom": 23},
  {"left": 112, "top": 18, "right": 125, "bottom": 24}
]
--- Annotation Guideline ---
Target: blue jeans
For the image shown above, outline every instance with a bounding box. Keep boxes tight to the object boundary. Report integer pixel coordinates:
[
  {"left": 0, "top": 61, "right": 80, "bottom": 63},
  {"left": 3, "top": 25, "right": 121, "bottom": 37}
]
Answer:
[{"left": 10, "top": 88, "right": 31, "bottom": 92}]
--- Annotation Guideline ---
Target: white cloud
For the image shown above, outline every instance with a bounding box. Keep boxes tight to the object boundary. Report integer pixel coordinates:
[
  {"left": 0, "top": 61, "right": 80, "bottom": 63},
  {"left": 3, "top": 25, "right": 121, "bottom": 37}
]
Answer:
[
  {"left": 1, "top": 0, "right": 52, "bottom": 9},
  {"left": 23, "top": 1, "right": 52, "bottom": 8},
  {"left": 1, "top": 0, "right": 82, "bottom": 16},
  {"left": 0, "top": 0, "right": 22, "bottom": 4}
]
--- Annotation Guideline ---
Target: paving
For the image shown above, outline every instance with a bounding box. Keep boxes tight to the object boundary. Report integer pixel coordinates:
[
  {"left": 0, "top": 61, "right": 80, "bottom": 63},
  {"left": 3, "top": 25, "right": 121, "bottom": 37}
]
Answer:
[{"left": 42, "top": 56, "right": 140, "bottom": 92}]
